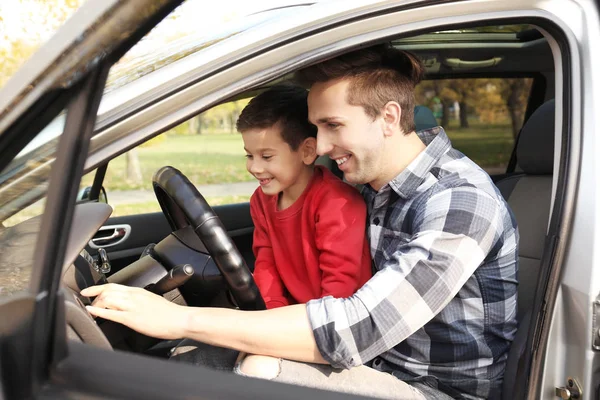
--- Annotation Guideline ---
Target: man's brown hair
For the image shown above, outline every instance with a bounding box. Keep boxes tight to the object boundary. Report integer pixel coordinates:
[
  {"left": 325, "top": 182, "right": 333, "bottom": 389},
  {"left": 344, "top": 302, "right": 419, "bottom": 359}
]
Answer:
[{"left": 295, "top": 44, "right": 424, "bottom": 134}]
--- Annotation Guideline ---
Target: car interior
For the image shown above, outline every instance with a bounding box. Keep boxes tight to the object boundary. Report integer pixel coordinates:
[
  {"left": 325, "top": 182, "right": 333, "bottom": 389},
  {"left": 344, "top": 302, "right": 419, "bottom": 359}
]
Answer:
[{"left": 0, "top": 20, "right": 560, "bottom": 400}]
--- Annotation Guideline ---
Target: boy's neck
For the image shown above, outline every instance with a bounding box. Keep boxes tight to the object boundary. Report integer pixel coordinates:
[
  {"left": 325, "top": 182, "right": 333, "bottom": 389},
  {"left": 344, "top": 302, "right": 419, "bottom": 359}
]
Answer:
[{"left": 278, "top": 165, "right": 315, "bottom": 210}]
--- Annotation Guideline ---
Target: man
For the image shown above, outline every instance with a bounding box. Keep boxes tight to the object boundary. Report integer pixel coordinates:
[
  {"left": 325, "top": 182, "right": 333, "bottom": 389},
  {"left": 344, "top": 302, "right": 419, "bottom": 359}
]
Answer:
[{"left": 83, "top": 44, "right": 518, "bottom": 400}]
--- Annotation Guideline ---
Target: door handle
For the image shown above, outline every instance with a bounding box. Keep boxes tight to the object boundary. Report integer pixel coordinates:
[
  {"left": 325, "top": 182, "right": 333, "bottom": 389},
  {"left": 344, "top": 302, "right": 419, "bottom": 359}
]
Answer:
[{"left": 89, "top": 224, "right": 131, "bottom": 249}]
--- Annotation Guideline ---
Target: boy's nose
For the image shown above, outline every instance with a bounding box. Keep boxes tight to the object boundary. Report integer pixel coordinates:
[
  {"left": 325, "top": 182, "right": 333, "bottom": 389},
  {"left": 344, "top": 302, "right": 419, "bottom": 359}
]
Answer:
[{"left": 248, "top": 160, "right": 264, "bottom": 174}]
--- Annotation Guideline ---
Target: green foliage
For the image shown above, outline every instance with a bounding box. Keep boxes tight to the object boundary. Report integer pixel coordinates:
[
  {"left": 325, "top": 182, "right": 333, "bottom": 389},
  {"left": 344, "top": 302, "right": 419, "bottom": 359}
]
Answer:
[
  {"left": 445, "top": 119, "right": 514, "bottom": 169},
  {"left": 0, "top": 0, "right": 83, "bottom": 88},
  {"left": 415, "top": 78, "right": 533, "bottom": 136}
]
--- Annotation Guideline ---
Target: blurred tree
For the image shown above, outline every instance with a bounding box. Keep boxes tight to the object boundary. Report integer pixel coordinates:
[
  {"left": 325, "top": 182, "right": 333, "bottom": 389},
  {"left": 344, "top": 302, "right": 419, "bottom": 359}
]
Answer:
[
  {"left": 0, "top": 0, "right": 83, "bottom": 87},
  {"left": 198, "top": 98, "right": 250, "bottom": 134},
  {"left": 415, "top": 77, "right": 531, "bottom": 135},
  {"left": 499, "top": 78, "right": 532, "bottom": 138}
]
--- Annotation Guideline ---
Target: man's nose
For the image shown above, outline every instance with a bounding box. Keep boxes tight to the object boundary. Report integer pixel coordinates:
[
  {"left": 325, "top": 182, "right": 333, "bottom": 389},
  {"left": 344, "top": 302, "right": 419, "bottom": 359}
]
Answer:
[{"left": 316, "top": 132, "right": 334, "bottom": 156}]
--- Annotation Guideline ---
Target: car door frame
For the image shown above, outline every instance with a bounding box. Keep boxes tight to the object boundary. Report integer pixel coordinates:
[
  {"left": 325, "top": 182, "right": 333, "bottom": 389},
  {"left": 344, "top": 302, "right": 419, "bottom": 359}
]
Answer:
[{"left": 0, "top": 1, "right": 187, "bottom": 398}]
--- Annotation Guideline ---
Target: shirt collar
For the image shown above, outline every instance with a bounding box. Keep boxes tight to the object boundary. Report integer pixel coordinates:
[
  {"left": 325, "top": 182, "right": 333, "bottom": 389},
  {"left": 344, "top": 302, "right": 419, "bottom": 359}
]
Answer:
[{"left": 363, "top": 127, "right": 451, "bottom": 200}]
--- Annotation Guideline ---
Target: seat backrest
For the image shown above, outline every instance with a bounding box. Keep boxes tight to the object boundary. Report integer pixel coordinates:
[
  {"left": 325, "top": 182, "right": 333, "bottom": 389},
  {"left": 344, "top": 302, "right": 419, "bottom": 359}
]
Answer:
[
  {"left": 316, "top": 105, "right": 438, "bottom": 177},
  {"left": 498, "top": 99, "right": 555, "bottom": 400}
]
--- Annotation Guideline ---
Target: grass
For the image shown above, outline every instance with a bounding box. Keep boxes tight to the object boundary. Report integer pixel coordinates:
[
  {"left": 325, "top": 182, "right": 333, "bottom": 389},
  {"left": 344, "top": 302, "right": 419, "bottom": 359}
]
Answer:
[
  {"left": 80, "top": 121, "right": 515, "bottom": 193},
  {"left": 81, "top": 134, "right": 252, "bottom": 191},
  {"left": 444, "top": 119, "right": 515, "bottom": 168}
]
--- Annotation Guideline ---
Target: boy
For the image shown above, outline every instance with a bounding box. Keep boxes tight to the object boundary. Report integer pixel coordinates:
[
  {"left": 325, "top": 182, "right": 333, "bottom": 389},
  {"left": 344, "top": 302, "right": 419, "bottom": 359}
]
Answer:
[{"left": 237, "top": 84, "right": 372, "bottom": 309}]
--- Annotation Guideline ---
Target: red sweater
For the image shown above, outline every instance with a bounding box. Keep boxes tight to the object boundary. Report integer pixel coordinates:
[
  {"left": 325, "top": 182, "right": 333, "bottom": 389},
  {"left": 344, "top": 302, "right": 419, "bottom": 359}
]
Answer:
[{"left": 250, "top": 166, "right": 372, "bottom": 309}]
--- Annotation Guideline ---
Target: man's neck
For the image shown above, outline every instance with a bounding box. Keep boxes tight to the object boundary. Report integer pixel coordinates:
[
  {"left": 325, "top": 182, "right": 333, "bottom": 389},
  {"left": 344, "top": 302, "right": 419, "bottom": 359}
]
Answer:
[{"left": 370, "top": 131, "right": 426, "bottom": 191}]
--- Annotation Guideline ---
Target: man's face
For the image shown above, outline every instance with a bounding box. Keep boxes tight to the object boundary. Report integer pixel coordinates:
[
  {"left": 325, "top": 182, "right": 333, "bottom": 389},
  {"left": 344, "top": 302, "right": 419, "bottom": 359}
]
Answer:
[
  {"left": 308, "top": 78, "right": 385, "bottom": 186},
  {"left": 242, "top": 125, "right": 309, "bottom": 198}
]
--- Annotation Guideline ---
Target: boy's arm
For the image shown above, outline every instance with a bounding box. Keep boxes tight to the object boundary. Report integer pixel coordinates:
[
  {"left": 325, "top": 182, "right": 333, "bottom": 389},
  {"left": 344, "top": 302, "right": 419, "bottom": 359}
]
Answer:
[
  {"left": 314, "top": 185, "right": 370, "bottom": 298},
  {"left": 250, "top": 196, "right": 290, "bottom": 309}
]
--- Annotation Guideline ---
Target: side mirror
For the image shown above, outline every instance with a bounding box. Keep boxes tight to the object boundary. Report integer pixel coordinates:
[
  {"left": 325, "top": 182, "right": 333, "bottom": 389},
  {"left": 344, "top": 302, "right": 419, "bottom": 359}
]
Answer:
[{"left": 77, "top": 186, "right": 108, "bottom": 204}]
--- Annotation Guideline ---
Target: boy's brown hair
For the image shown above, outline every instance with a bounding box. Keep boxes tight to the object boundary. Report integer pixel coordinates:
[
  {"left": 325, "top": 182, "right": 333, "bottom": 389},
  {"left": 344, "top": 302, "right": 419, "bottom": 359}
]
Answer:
[
  {"left": 236, "top": 83, "right": 317, "bottom": 150},
  {"left": 295, "top": 44, "right": 424, "bottom": 134}
]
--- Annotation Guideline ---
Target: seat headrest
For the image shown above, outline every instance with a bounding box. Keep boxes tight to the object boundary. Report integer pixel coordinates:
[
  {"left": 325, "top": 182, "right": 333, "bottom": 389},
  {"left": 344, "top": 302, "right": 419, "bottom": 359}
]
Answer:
[
  {"left": 414, "top": 105, "right": 438, "bottom": 132},
  {"left": 516, "top": 100, "right": 555, "bottom": 175}
]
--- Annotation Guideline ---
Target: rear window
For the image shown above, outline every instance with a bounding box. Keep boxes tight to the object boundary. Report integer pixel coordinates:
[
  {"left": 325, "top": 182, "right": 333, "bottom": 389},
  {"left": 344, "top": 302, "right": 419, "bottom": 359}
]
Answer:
[{"left": 415, "top": 77, "right": 533, "bottom": 175}]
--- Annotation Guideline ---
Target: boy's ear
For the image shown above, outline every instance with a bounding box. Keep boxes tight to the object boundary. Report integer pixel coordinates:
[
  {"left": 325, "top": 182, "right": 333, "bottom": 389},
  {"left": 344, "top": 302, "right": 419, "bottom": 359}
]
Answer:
[{"left": 301, "top": 137, "right": 318, "bottom": 165}]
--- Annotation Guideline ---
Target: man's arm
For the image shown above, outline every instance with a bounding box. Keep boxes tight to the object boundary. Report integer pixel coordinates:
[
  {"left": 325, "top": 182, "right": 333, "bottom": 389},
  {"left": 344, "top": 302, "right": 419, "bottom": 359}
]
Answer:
[
  {"left": 307, "top": 187, "right": 508, "bottom": 368},
  {"left": 82, "top": 284, "right": 327, "bottom": 363}
]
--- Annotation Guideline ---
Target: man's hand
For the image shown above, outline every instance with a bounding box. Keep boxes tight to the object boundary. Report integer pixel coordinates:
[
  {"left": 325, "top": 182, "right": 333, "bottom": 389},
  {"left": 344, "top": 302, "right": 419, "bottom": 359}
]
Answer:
[
  {"left": 81, "top": 283, "right": 188, "bottom": 340},
  {"left": 82, "top": 284, "right": 326, "bottom": 364}
]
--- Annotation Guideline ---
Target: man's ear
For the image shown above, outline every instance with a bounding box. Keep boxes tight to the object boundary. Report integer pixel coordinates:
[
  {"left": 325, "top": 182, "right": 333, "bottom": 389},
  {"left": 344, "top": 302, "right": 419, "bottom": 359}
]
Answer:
[
  {"left": 301, "top": 137, "right": 318, "bottom": 165},
  {"left": 381, "top": 101, "right": 402, "bottom": 137}
]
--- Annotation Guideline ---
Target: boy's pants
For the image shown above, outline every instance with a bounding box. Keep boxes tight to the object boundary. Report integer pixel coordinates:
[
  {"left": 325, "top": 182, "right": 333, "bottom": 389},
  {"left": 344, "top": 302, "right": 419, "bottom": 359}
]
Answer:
[{"left": 170, "top": 339, "right": 454, "bottom": 400}]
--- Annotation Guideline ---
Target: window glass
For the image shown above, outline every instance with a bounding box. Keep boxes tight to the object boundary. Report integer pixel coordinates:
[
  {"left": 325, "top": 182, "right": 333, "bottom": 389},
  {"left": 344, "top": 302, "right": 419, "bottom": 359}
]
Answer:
[
  {"left": 83, "top": 100, "right": 256, "bottom": 216},
  {"left": 0, "top": 112, "right": 66, "bottom": 298},
  {"left": 0, "top": 0, "right": 84, "bottom": 89},
  {"left": 104, "top": 1, "right": 314, "bottom": 93},
  {"left": 415, "top": 77, "right": 533, "bottom": 174}
]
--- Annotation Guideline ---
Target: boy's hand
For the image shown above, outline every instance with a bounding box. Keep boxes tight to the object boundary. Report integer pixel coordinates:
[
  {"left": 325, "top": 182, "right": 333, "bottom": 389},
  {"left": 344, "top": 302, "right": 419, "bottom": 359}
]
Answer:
[{"left": 81, "top": 283, "right": 189, "bottom": 340}]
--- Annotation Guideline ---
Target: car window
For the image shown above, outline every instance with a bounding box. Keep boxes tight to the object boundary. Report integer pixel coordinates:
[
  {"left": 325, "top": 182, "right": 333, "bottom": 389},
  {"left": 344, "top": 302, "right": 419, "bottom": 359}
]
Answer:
[
  {"left": 0, "top": 0, "right": 84, "bottom": 90},
  {"left": 415, "top": 77, "right": 533, "bottom": 175},
  {"left": 81, "top": 100, "right": 256, "bottom": 217},
  {"left": 0, "top": 112, "right": 66, "bottom": 298}
]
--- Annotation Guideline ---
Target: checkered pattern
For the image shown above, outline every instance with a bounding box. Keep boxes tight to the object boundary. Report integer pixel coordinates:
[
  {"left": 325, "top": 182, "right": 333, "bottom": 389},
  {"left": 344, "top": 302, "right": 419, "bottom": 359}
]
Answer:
[{"left": 306, "top": 127, "right": 518, "bottom": 399}]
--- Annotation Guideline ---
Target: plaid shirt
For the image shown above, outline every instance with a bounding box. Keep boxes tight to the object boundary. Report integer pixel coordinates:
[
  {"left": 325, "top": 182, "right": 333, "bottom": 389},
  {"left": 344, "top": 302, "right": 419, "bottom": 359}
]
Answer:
[{"left": 306, "top": 127, "right": 518, "bottom": 399}]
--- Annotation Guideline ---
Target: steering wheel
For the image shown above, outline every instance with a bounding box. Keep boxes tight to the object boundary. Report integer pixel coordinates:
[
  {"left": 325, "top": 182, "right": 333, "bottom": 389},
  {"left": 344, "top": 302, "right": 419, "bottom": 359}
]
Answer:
[{"left": 152, "top": 166, "right": 265, "bottom": 311}]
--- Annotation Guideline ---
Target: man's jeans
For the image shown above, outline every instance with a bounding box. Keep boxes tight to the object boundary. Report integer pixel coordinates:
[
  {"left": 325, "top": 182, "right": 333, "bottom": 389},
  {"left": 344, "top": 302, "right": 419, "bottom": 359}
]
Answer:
[{"left": 170, "top": 339, "right": 453, "bottom": 400}]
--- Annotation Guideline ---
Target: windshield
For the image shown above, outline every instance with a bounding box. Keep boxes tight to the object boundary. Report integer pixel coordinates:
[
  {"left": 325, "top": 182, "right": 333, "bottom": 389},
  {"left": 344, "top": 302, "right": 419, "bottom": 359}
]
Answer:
[
  {"left": 0, "top": 111, "right": 65, "bottom": 297},
  {"left": 104, "top": 1, "right": 315, "bottom": 93},
  {"left": 0, "top": 113, "right": 65, "bottom": 222}
]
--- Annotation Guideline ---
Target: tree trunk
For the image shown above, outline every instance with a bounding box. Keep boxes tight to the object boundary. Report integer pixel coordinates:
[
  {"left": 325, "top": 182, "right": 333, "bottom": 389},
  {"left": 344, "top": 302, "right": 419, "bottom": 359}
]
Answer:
[
  {"left": 190, "top": 116, "right": 202, "bottom": 135},
  {"left": 506, "top": 81, "right": 524, "bottom": 139},
  {"left": 441, "top": 101, "right": 450, "bottom": 127},
  {"left": 126, "top": 149, "right": 142, "bottom": 184},
  {"left": 459, "top": 101, "right": 469, "bottom": 128}
]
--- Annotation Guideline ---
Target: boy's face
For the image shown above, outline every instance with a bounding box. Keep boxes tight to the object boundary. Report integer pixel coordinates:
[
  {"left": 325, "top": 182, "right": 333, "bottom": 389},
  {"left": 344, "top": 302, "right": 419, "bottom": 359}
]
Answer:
[
  {"left": 307, "top": 78, "right": 386, "bottom": 187},
  {"left": 242, "top": 125, "right": 315, "bottom": 199}
]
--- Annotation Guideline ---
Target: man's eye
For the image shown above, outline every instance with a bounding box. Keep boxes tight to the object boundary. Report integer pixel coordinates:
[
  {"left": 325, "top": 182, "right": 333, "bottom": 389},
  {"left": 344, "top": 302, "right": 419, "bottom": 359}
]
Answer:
[{"left": 328, "top": 123, "right": 340, "bottom": 129}]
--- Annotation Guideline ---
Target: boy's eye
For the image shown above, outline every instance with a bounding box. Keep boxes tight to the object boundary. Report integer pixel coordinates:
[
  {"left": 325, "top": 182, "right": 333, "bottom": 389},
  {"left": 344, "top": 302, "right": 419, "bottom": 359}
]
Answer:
[
  {"left": 245, "top": 154, "right": 253, "bottom": 159},
  {"left": 262, "top": 155, "right": 273, "bottom": 160},
  {"left": 328, "top": 123, "right": 340, "bottom": 129}
]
